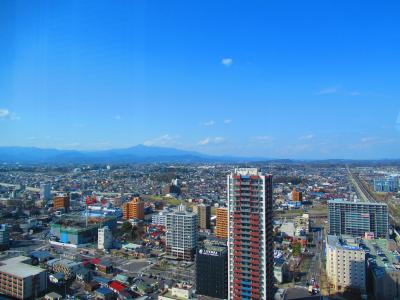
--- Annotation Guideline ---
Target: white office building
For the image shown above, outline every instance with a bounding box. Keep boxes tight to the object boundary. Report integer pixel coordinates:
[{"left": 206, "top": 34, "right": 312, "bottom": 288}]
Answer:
[
  {"left": 152, "top": 209, "right": 171, "bottom": 227},
  {"left": 98, "top": 226, "right": 113, "bottom": 250},
  {"left": 165, "top": 204, "right": 197, "bottom": 260}
]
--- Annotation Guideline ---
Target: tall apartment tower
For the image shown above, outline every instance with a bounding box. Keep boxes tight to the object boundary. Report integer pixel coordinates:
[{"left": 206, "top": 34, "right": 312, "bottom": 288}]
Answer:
[
  {"left": 40, "top": 183, "right": 52, "bottom": 201},
  {"left": 193, "top": 204, "right": 211, "bottom": 229},
  {"left": 228, "top": 168, "right": 274, "bottom": 300},
  {"left": 123, "top": 197, "right": 145, "bottom": 220},
  {"left": 0, "top": 224, "right": 9, "bottom": 250},
  {"left": 166, "top": 204, "right": 198, "bottom": 260},
  {"left": 328, "top": 199, "right": 388, "bottom": 238},
  {"left": 215, "top": 207, "right": 228, "bottom": 239}
]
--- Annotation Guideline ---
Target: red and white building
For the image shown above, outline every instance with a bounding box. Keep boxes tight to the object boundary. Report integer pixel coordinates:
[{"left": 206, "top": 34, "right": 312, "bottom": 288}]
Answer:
[{"left": 228, "top": 168, "right": 274, "bottom": 300}]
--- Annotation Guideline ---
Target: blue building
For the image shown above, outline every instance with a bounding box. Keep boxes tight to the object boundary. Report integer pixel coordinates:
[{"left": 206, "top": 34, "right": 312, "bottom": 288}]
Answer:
[{"left": 373, "top": 177, "right": 399, "bottom": 192}]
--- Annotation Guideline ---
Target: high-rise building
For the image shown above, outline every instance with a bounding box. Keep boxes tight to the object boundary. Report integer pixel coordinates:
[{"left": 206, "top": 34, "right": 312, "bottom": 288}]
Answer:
[
  {"left": 53, "top": 194, "right": 70, "bottom": 212},
  {"left": 165, "top": 204, "right": 198, "bottom": 260},
  {"left": 123, "top": 197, "right": 145, "bottom": 220},
  {"left": 291, "top": 187, "right": 302, "bottom": 202},
  {"left": 0, "top": 224, "right": 9, "bottom": 250},
  {"left": 98, "top": 226, "right": 113, "bottom": 250},
  {"left": 0, "top": 256, "right": 48, "bottom": 299},
  {"left": 373, "top": 177, "right": 399, "bottom": 192},
  {"left": 227, "top": 168, "right": 274, "bottom": 300},
  {"left": 193, "top": 204, "right": 211, "bottom": 229},
  {"left": 40, "top": 183, "right": 52, "bottom": 201},
  {"left": 196, "top": 240, "right": 228, "bottom": 299},
  {"left": 326, "top": 235, "right": 366, "bottom": 292},
  {"left": 215, "top": 207, "right": 228, "bottom": 239},
  {"left": 328, "top": 199, "right": 388, "bottom": 238}
]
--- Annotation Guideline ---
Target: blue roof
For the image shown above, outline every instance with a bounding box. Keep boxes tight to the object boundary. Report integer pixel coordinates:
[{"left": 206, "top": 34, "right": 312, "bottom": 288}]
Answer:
[
  {"left": 96, "top": 287, "right": 114, "bottom": 295},
  {"left": 30, "top": 250, "right": 52, "bottom": 259},
  {"left": 93, "top": 276, "right": 111, "bottom": 284}
]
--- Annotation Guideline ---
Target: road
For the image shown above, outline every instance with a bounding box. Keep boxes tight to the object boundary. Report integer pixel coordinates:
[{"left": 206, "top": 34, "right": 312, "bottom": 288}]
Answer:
[{"left": 298, "top": 227, "right": 324, "bottom": 287}]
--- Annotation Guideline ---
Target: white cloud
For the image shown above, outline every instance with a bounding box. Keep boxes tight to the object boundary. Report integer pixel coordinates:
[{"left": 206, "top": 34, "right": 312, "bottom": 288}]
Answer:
[
  {"left": 298, "top": 134, "right": 314, "bottom": 140},
  {"left": 144, "top": 134, "right": 180, "bottom": 147},
  {"left": 316, "top": 87, "right": 361, "bottom": 96},
  {"left": 360, "top": 137, "right": 376, "bottom": 143},
  {"left": 203, "top": 120, "right": 215, "bottom": 126},
  {"left": 348, "top": 136, "right": 396, "bottom": 149},
  {"left": 198, "top": 137, "right": 225, "bottom": 146},
  {"left": 223, "top": 119, "right": 232, "bottom": 124},
  {"left": 0, "top": 108, "right": 19, "bottom": 120},
  {"left": 316, "top": 87, "right": 339, "bottom": 95},
  {"left": 252, "top": 136, "right": 275, "bottom": 144},
  {"left": 221, "top": 58, "right": 233, "bottom": 66}
]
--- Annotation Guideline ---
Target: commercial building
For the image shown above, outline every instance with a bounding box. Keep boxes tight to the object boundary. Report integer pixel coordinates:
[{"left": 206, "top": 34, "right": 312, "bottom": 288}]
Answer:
[
  {"left": 165, "top": 204, "right": 197, "bottom": 260},
  {"left": 98, "top": 226, "right": 113, "bottom": 250},
  {"left": 291, "top": 187, "right": 302, "bottom": 202},
  {"left": 123, "top": 197, "right": 145, "bottom": 220},
  {"left": 364, "top": 238, "right": 400, "bottom": 300},
  {"left": 196, "top": 240, "right": 228, "bottom": 299},
  {"left": 215, "top": 207, "right": 228, "bottom": 239},
  {"left": 40, "top": 183, "right": 52, "bottom": 201},
  {"left": 193, "top": 204, "right": 211, "bottom": 230},
  {"left": 328, "top": 199, "right": 388, "bottom": 238},
  {"left": 0, "top": 256, "right": 47, "bottom": 299},
  {"left": 0, "top": 224, "right": 9, "bottom": 250},
  {"left": 326, "top": 235, "right": 366, "bottom": 292},
  {"left": 53, "top": 194, "right": 70, "bottom": 212},
  {"left": 227, "top": 168, "right": 274, "bottom": 300},
  {"left": 50, "top": 215, "right": 117, "bottom": 246},
  {"left": 374, "top": 177, "right": 399, "bottom": 192}
]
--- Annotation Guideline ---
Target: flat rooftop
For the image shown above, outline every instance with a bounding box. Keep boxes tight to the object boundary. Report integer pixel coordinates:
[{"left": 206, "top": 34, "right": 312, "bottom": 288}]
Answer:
[
  {"left": 364, "top": 239, "right": 400, "bottom": 276},
  {"left": 327, "top": 235, "right": 364, "bottom": 251},
  {"left": 0, "top": 256, "right": 46, "bottom": 278},
  {"left": 328, "top": 198, "right": 387, "bottom": 206}
]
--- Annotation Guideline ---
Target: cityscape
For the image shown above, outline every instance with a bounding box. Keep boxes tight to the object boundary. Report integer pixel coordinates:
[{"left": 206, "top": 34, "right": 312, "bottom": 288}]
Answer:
[
  {"left": 0, "top": 162, "right": 400, "bottom": 300},
  {"left": 1, "top": 1, "right": 400, "bottom": 300}
]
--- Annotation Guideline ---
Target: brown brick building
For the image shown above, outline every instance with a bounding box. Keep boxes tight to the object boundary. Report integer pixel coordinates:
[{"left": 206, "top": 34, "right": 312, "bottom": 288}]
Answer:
[
  {"left": 122, "top": 197, "right": 144, "bottom": 220},
  {"left": 215, "top": 207, "right": 228, "bottom": 239}
]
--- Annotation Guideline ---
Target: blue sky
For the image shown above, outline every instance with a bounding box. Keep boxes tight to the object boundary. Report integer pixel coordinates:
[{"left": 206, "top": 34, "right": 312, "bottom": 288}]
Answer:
[{"left": 1, "top": 0, "right": 400, "bottom": 159}]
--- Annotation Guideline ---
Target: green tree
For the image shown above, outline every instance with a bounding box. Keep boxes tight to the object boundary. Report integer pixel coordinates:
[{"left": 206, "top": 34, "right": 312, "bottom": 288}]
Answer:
[
  {"left": 292, "top": 242, "right": 302, "bottom": 257},
  {"left": 122, "top": 221, "right": 132, "bottom": 232}
]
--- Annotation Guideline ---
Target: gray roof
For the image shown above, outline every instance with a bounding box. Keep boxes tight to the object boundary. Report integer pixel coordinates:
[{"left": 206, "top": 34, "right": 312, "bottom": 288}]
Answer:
[{"left": 0, "top": 256, "right": 46, "bottom": 278}]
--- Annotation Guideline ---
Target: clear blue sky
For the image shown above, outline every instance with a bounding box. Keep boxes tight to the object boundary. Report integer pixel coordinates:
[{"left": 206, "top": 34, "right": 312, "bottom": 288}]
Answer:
[{"left": 1, "top": 0, "right": 399, "bottom": 159}]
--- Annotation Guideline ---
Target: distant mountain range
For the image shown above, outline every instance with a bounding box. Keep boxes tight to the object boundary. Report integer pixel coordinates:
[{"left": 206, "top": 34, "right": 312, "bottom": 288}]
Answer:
[
  {"left": 0, "top": 145, "right": 399, "bottom": 165},
  {"left": 0, "top": 145, "right": 268, "bottom": 164}
]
